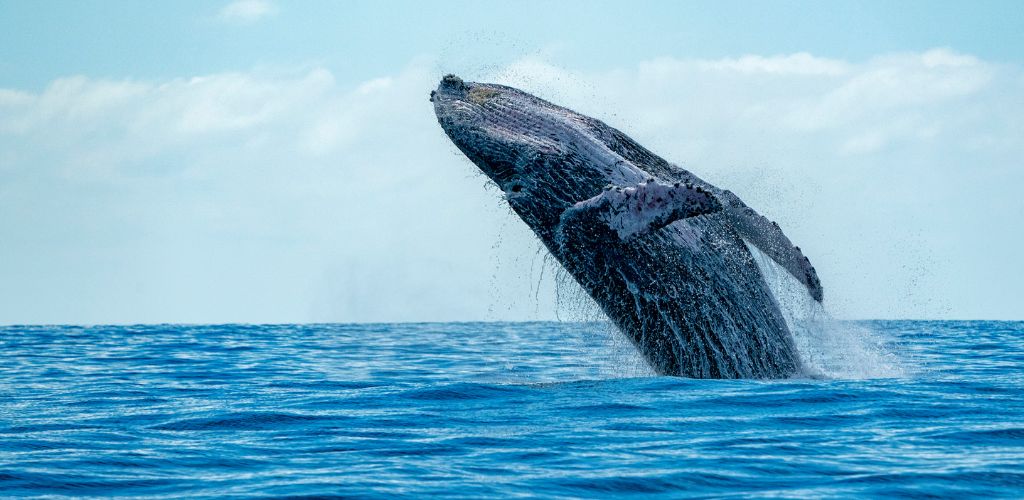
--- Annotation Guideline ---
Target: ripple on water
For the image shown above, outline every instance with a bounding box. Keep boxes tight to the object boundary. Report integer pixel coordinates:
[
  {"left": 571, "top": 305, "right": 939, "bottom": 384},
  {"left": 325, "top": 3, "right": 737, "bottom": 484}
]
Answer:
[{"left": 0, "top": 321, "right": 1022, "bottom": 497}]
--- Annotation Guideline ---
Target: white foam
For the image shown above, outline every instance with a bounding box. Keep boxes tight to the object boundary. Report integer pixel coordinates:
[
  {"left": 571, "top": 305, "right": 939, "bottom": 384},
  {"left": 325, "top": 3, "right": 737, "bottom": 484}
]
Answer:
[{"left": 745, "top": 241, "right": 906, "bottom": 379}]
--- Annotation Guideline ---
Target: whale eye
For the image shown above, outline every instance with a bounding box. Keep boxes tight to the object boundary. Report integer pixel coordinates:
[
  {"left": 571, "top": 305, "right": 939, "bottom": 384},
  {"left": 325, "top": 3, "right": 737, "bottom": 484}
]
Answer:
[{"left": 505, "top": 175, "right": 527, "bottom": 195}]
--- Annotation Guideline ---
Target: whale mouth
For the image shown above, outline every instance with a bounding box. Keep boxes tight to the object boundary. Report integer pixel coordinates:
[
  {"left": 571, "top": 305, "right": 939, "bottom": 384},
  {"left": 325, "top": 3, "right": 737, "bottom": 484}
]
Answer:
[
  {"left": 432, "top": 74, "right": 469, "bottom": 102},
  {"left": 431, "top": 76, "right": 527, "bottom": 188},
  {"left": 431, "top": 75, "right": 484, "bottom": 129}
]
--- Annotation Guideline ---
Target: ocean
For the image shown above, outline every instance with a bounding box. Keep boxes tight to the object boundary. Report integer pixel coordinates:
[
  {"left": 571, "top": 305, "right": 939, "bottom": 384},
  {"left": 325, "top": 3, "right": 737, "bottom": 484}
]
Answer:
[{"left": 2, "top": 320, "right": 1022, "bottom": 497}]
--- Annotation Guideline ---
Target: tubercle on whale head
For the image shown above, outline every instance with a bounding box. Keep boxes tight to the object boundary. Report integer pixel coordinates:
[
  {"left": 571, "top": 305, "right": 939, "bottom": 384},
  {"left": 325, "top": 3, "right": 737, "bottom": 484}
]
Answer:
[{"left": 431, "top": 74, "right": 638, "bottom": 235}]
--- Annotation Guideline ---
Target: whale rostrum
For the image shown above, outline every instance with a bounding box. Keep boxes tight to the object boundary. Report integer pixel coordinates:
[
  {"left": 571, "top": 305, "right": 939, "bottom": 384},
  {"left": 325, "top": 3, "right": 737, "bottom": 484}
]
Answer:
[{"left": 432, "top": 74, "right": 823, "bottom": 378}]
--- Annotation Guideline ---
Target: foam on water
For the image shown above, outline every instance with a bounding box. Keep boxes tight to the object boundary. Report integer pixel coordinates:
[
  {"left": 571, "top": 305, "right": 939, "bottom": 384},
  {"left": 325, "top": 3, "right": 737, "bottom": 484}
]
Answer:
[{"left": 745, "top": 241, "right": 906, "bottom": 379}]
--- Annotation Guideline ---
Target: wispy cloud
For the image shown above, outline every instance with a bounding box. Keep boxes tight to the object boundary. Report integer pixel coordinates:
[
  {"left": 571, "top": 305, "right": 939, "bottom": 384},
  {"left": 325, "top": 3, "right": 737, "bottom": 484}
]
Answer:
[{"left": 216, "top": 0, "right": 277, "bottom": 24}]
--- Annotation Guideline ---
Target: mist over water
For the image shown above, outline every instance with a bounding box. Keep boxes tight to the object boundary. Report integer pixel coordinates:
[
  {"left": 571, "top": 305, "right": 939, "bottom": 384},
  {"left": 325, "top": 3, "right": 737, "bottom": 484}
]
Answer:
[
  {"left": 746, "top": 241, "right": 907, "bottom": 379},
  {"left": 511, "top": 234, "right": 907, "bottom": 381}
]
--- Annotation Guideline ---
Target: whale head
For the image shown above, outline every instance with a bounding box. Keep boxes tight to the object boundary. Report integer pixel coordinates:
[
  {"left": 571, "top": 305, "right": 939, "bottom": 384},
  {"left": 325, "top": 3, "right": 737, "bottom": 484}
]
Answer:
[{"left": 432, "top": 74, "right": 647, "bottom": 239}]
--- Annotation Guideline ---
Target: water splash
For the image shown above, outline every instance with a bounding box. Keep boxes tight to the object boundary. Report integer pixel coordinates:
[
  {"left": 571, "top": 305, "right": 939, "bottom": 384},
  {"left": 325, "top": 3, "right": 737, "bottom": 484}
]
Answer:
[
  {"left": 745, "top": 241, "right": 906, "bottom": 379},
  {"left": 535, "top": 253, "right": 654, "bottom": 378}
]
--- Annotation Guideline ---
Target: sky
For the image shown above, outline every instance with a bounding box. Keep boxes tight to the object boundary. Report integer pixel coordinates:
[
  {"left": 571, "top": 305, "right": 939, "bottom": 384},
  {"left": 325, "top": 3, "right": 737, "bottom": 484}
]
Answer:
[{"left": 1, "top": 0, "right": 1022, "bottom": 324}]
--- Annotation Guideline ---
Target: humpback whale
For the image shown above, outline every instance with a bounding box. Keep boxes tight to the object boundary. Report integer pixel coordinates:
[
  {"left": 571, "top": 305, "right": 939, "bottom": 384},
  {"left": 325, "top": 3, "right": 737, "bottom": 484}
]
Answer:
[{"left": 432, "top": 75, "right": 823, "bottom": 379}]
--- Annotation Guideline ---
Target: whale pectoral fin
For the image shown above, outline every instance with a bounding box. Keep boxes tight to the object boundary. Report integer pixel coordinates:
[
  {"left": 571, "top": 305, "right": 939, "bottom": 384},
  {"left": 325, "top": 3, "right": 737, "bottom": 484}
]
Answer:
[
  {"left": 560, "top": 180, "right": 722, "bottom": 241},
  {"left": 718, "top": 191, "right": 824, "bottom": 302}
]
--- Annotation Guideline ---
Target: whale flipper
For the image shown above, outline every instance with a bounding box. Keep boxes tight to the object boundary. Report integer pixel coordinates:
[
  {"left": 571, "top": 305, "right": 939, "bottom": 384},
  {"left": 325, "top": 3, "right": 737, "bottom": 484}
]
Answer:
[
  {"left": 717, "top": 190, "right": 824, "bottom": 302},
  {"left": 559, "top": 179, "right": 722, "bottom": 241}
]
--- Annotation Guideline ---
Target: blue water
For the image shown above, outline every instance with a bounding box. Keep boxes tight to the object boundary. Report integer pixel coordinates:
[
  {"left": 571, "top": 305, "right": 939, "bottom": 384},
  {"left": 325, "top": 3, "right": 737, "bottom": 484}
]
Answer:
[{"left": 2, "top": 321, "right": 1023, "bottom": 497}]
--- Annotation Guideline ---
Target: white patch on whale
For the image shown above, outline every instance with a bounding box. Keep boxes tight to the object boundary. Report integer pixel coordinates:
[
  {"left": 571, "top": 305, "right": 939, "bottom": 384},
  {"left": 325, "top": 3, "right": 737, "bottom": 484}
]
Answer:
[{"left": 570, "top": 180, "right": 720, "bottom": 240}]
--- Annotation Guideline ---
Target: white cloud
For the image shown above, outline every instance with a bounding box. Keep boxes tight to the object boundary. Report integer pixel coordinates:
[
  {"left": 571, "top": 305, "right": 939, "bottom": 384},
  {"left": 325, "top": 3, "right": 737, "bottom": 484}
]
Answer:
[
  {"left": 696, "top": 53, "right": 851, "bottom": 76},
  {"left": 1, "top": 50, "right": 1022, "bottom": 323},
  {"left": 216, "top": 0, "right": 277, "bottom": 24}
]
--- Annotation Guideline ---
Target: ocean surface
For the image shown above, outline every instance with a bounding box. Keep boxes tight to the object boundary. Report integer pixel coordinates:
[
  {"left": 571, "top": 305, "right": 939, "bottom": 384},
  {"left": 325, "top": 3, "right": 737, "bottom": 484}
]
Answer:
[{"left": 1, "top": 321, "right": 1023, "bottom": 498}]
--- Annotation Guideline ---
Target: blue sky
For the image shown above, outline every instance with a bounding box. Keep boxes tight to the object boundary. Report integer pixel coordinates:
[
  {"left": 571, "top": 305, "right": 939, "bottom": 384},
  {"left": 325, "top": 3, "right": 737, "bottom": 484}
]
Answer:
[
  {"left": 1, "top": 1, "right": 1022, "bottom": 323},
  {"left": 3, "top": 0, "right": 1023, "bottom": 89}
]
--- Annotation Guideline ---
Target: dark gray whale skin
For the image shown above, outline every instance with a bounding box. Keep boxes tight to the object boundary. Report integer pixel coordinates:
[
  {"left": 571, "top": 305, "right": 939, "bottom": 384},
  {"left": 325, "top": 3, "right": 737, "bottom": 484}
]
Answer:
[{"left": 432, "top": 75, "right": 823, "bottom": 378}]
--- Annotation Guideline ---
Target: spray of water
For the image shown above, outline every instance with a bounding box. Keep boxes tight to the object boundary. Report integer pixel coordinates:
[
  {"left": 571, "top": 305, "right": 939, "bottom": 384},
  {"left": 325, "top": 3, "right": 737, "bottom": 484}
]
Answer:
[
  {"left": 506, "top": 229, "right": 904, "bottom": 380},
  {"left": 745, "top": 241, "right": 907, "bottom": 379},
  {"left": 531, "top": 251, "right": 654, "bottom": 378}
]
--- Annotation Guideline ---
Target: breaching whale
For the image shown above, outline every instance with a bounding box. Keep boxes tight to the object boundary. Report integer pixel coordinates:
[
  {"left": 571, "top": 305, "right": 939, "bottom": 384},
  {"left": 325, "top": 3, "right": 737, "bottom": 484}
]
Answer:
[{"left": 432, "top": 75, "right": 823, "bottom": 379}]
